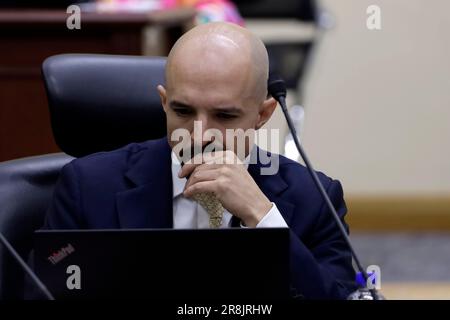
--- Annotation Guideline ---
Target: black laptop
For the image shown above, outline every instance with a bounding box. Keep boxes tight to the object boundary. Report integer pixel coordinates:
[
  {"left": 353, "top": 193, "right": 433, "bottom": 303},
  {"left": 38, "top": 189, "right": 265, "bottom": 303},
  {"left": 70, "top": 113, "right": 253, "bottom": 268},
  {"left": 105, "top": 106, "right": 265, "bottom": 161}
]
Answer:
[{"left": 34, "top": 228, "right": 290, "bottom": 300}]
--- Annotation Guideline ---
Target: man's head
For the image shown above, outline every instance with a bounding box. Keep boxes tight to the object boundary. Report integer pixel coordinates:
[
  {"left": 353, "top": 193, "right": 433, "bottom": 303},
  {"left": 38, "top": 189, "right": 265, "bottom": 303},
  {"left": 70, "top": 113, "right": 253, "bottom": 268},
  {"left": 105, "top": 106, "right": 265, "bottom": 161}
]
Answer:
[{"left": 157, "top": 22, "right": 277, "bottom": 161}]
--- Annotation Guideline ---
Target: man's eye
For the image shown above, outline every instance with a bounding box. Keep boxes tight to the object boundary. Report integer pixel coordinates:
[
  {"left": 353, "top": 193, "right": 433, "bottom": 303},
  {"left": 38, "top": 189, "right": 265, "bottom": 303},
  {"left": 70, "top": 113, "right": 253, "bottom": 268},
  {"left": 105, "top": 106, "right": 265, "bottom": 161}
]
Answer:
[{"left": 216, "top": 113, "right": 237, "bottom": 120}]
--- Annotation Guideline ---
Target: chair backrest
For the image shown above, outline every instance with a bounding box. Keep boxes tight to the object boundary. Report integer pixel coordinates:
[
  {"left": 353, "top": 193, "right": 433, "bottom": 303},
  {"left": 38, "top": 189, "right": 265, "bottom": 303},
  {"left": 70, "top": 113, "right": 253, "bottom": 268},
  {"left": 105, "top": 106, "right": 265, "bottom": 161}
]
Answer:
[
  {"left": 234, "top": 0, "right": 317, "bottom": 21},
  {"left": 42, "top": 54, "right": 167, "bottom": 157},
  {"left": 0, "top": 54, "right": 168, "bottom": 299},
  {"left": 0, "top": 153, "right": 73, "bottom": 299}
]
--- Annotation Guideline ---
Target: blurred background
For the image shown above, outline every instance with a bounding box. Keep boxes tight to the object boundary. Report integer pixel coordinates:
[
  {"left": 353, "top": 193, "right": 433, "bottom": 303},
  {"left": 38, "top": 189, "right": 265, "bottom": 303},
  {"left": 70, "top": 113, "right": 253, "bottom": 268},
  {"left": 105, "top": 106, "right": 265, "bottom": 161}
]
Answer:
[{"left": 1, "top": 0, "right": 449, "bottom": 299}]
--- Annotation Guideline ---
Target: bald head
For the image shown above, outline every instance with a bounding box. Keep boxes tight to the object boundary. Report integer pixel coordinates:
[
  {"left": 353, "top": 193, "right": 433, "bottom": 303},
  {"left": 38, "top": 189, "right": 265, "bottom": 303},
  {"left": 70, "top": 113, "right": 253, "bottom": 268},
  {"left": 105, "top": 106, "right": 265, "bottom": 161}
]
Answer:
[
  {"left": 158, "top": 22, "right": 277, "bottom": 156},
  {"left": 165, "top": 22, "right": 269, "bottom": 104}
]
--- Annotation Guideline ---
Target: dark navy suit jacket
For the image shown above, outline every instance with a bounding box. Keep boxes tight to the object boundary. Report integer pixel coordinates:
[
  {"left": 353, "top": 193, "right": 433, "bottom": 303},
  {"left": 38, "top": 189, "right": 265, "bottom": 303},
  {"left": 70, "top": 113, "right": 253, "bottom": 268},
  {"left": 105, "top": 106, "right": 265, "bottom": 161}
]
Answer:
[{"left": 43, "top": 138, "right": 357, "bottom": 299}]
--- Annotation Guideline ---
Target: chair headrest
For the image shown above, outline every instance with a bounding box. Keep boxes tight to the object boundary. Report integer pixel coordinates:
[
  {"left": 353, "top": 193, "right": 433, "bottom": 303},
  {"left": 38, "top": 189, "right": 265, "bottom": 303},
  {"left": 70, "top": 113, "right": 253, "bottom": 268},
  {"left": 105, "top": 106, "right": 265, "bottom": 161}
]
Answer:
[{"left": 42, "top": 54, "right": 167, "bottom": 157}]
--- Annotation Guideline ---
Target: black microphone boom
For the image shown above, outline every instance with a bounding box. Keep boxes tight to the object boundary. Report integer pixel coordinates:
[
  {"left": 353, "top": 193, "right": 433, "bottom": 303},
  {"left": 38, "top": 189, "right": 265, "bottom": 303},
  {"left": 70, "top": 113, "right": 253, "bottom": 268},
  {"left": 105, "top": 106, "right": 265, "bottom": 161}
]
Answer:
[
  {"left": 0, "top": 231, "right": 55, "bottom": 300},
  {"left": 268, "top": 75, "right": 380, "bottom": 300}
]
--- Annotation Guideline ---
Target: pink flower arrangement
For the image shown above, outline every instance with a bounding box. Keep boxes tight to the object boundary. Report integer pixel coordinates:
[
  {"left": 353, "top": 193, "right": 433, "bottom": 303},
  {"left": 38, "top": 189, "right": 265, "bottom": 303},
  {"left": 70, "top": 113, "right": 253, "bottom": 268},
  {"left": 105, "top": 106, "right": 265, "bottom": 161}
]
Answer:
[{"left": 161, "top": 0, "right": 244, "bottom": 26}]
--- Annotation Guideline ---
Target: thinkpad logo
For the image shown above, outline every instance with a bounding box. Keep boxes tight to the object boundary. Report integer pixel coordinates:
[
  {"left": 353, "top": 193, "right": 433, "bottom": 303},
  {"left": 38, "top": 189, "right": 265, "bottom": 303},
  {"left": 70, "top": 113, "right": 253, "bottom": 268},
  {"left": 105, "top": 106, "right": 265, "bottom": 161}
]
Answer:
[{"left": 47, "top": 243, "right": 75, "bottom": 265}]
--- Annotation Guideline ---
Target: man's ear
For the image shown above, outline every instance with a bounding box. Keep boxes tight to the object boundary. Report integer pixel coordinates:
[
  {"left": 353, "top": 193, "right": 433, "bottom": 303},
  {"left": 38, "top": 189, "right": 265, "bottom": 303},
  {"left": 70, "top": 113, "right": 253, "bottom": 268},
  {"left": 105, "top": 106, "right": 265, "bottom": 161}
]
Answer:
[
  {"left": 157, "top": 85, "right": 168, "bottom": 112},
  {"left": 256, "top": 97, "right": 278, "bottom": 129}
]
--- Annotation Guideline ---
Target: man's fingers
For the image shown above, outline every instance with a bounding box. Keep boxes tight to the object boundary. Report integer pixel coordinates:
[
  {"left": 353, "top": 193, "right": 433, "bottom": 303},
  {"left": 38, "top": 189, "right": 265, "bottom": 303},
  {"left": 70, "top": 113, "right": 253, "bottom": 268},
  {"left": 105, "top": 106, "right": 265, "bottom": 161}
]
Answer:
[
  {"left": 178, "top": 152, "right": 204, "bottom": 178},
  {"left": 184, "top": 180, "right": 218, "bottom": 198},
  {"left": 184, "top": 167, "right": 222, "bottom": 190},
  {"left": 178, "top": 151, "right": 241, "bottom": 178},
  {"left": 178, "top": 161, "right": 222, "bottom": 179}
]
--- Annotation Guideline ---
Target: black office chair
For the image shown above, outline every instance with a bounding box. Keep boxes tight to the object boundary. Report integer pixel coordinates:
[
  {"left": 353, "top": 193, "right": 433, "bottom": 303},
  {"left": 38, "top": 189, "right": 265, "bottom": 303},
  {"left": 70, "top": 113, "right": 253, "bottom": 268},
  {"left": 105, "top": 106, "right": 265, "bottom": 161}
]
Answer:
[
  {"left": 0, "top": 154, "right": 73, "bottom": 299},
  {"left": 44, "top": 54, "right": 167, "bottom": 157},
  {"left": 234, "top": 0, "right": 320, "bottom": 91},
  {"left": 0, "top": 54, "right": 168, "bottom": 299}
]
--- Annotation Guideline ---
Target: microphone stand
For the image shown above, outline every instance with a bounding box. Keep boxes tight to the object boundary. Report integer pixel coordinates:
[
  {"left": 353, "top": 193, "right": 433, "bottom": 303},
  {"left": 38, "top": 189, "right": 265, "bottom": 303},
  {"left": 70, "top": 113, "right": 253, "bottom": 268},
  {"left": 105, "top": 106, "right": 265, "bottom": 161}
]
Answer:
[
  {"left": 269, "top": 76, "right": 382, "bottom": 300},
  {"left": 0, "top": 232, "right": 55, "bottom": 300}
]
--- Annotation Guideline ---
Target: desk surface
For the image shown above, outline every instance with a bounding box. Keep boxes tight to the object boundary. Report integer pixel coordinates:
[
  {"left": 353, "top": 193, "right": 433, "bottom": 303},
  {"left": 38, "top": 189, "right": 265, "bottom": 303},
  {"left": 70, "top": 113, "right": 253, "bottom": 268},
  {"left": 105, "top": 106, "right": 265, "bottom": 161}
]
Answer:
[{"left": 380, "top": 282, "right": 450, "bottom": 300}]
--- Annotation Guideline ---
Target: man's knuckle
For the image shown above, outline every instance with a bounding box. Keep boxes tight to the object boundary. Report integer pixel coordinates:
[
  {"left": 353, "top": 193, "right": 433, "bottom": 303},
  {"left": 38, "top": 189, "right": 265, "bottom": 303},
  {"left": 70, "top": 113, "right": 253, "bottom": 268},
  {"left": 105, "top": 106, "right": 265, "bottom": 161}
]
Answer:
[
  {"left": 192, "top": 171, "right": 200, "bottom": 180},
  {"left": 218, "top": 178, "right": 228, "bottom": 191},
  {"left": 220, "top": 166, "right": 229, "bottom": 175}
]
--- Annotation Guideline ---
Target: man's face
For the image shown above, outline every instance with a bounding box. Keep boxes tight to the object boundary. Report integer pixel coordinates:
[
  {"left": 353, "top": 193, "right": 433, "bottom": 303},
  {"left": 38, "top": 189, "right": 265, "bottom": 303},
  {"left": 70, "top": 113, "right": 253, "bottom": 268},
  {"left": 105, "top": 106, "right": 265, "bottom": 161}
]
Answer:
[{"left": 158, "top": 58, "right": 262, "bottom": 160}]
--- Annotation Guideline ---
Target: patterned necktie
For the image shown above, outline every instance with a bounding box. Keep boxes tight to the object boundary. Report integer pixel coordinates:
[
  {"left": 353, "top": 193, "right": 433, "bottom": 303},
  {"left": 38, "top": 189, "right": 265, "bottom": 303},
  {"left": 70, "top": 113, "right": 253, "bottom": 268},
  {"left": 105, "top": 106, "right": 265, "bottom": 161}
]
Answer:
[{"left": 192, "top": 192, "right": 224, "bottom": 228}]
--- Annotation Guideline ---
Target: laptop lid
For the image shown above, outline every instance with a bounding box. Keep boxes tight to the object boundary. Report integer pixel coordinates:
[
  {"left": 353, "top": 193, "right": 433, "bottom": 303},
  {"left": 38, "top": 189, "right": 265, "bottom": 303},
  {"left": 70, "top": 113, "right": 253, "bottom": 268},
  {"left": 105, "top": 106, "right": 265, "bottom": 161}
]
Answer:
[{"left": 34, "top": 228, "right": 290, "bottom": 300}]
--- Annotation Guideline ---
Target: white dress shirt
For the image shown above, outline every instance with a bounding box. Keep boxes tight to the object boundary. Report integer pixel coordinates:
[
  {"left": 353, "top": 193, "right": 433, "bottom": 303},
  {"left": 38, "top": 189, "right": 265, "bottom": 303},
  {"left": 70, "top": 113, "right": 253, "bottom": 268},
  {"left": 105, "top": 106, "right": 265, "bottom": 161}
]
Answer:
[{"left": 171, "top": 150, "right": 288, "bottom": 229}]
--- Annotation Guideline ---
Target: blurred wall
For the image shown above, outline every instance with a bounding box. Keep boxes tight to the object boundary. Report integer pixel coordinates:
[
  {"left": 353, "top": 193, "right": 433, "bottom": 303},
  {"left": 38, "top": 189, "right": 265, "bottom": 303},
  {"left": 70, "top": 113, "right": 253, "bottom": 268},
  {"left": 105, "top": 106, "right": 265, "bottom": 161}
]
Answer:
[
  {"left": 245, "top": 0, "right": 450, "bottom": 229},
  {"left": 302, "top": 0, "right": 450, "bottom": 196}
]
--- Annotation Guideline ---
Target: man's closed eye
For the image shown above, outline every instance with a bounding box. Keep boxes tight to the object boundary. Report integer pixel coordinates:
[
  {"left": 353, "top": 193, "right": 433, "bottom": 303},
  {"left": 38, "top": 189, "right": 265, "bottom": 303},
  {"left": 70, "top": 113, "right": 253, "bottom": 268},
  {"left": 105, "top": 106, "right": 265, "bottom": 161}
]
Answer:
[
  {"left": 216, "top": 112, "right": 238, "bottom": 120},
  {"left": 173, "top": 108, "right": 193, "bottom": 117}
]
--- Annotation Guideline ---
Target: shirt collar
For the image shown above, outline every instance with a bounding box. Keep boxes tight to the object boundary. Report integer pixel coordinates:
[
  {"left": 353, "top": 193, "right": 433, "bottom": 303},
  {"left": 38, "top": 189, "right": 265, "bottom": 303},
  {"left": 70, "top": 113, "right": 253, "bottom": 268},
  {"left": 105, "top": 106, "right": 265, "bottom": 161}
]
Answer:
[{"left": 171, "top": 152, "right": 186, "bottom": 199}]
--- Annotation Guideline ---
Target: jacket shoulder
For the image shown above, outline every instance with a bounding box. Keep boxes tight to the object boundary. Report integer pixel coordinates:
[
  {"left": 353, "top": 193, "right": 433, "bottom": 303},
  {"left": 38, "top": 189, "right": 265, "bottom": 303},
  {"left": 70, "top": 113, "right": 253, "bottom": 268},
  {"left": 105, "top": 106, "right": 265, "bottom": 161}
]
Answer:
[
  {"left": 64, "top": 139, "right": 165, "bottom": 180},
  {"left": 277, "top": 153, "right": 335, "bottom": 189}
]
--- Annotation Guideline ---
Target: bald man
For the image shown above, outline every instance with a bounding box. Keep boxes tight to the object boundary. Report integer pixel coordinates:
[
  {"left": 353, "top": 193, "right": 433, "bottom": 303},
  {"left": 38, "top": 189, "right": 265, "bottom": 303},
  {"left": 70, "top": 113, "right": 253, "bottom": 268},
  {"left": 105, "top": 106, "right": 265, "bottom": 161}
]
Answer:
[{"left": 43, "top": 22, "right": 357, "bottom": 299}]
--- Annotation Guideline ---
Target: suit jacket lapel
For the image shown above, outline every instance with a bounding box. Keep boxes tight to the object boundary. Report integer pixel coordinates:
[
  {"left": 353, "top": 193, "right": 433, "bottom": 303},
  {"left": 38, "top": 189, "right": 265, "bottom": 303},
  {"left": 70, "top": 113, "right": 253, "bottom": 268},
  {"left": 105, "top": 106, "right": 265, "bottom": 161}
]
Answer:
[{"left": 116, "top": 138, "right": 173, "bottom": 229}]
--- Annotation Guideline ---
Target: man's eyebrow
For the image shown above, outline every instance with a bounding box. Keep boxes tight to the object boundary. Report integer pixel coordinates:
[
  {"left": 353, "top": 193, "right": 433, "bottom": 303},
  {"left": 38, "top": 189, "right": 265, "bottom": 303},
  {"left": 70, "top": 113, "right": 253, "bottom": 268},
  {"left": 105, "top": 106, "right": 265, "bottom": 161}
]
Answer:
[
  {"left": 169, "top": 101, "right": 243, "bottom": 114},
  {"left": 212, "top": 106, "right": 243, "bottom": 114},
  {"left": 169, "top": 101, "right": 193, "bottom": 109}
]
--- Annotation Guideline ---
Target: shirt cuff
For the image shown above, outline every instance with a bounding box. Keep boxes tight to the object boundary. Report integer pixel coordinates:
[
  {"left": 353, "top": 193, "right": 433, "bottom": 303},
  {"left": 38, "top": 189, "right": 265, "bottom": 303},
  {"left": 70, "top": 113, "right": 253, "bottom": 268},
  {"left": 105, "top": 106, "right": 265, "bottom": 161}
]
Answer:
[{"left": 240, "top": 202, "right": 288, "bottom": 228}]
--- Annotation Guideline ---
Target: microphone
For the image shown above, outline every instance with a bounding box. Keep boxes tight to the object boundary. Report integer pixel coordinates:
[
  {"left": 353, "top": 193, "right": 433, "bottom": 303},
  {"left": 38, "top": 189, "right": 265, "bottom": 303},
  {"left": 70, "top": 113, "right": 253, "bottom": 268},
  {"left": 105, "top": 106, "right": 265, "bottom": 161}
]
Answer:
[
  {"left": 268, "top": 74, "right": 382, "bottom": 300},
  {"left": 0, "top": 231, "right": 55, "bottom": 300}
]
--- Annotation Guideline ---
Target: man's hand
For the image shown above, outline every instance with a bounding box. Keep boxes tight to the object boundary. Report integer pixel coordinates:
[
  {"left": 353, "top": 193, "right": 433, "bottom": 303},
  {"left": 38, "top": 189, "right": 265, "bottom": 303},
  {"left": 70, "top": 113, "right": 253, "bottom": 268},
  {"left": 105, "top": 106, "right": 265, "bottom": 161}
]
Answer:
[{"left": 179, "top": 150, "right": 272, "bottom": 227}]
